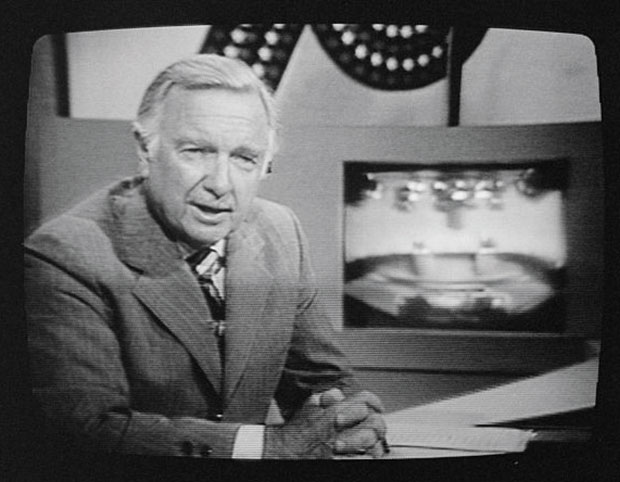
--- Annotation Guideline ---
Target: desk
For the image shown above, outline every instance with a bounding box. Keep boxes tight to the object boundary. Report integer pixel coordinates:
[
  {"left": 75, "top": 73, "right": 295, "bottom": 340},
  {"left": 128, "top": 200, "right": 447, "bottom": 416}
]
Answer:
[{"left": 380, "top": 357, "right": 598, "bottom": 458}]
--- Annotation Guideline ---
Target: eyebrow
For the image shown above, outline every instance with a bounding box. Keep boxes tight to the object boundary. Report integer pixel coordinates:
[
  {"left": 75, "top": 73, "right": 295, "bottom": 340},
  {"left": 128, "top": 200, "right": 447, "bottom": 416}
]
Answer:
[
  {"left": 232, "top": 145, "right": 263, "bottom": 157},
  {"left": 174, "top": 136, "right": 212, "bottom": 146},
  {"left": 174, "top": 137, "right": 265, "bottom": 156}
]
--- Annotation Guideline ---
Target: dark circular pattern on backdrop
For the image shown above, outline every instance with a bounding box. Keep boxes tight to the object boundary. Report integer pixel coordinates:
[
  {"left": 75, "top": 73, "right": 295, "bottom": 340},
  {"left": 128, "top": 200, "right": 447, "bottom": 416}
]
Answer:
[
  {"left": 201, "top": 24, "right": 304, "bottom": 91},
  {"left": 312, "top": 24, "right": 487, "bottom": 90}
]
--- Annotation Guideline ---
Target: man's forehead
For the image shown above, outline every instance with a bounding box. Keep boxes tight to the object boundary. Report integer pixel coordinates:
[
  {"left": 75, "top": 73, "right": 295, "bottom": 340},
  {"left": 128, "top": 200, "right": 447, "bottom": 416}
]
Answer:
[
  {"left": 158, "top": 85, "right": 264, "bottom": 119},
  {"left": 156, "top": 87, "right": 270, "bottom": 149}
]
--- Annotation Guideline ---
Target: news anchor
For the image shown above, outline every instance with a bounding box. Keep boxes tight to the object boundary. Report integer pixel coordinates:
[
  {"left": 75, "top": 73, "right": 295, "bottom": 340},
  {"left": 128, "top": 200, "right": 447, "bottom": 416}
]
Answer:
[{"left": 24, "top": 53, "right": 388, "bottom": 459}]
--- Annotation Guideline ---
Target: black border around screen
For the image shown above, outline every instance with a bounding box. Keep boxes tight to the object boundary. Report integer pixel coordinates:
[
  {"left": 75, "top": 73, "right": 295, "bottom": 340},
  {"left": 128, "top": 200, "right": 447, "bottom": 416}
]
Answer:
[{"left": 4, "top": 1, "right": 619, "bottom": 481}]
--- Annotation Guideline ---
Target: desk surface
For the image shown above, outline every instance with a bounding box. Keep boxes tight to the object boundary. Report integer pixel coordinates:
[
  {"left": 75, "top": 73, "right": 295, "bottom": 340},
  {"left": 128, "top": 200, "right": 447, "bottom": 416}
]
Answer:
[
  {"left": 379, "top": 358, "right": 598, "bottom": 458},
  {"left": 386, "top": 357, "right": 598, "bottom": 426}
]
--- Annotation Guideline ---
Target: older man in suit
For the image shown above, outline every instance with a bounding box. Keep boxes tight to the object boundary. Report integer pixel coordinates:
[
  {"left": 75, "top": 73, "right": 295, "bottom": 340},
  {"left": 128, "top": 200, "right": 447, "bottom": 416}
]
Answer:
[{"left": 24, "top": 54, "right": 387, "bottom": 459}]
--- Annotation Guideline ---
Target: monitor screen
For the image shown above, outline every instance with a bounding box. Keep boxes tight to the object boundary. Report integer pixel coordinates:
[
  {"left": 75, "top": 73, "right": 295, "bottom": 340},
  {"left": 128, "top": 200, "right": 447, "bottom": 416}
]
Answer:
[{"left": 344, "top": 159, "right": 571, "bottom": 332}]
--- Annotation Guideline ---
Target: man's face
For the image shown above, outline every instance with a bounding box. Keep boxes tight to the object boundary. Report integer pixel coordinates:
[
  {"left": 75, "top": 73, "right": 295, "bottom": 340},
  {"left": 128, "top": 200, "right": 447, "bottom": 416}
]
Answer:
[{"left": 140, "top": 87, "right": 271, "bottom": 249}]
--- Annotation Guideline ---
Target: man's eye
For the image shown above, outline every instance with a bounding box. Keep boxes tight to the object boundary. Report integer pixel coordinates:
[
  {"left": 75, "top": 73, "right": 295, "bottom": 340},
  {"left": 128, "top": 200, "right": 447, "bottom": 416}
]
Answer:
[
  {"left": 232, "top": 154, "right": 259, "bottom": 169},
  {"left": 182, "top": 147, "right": 203, "bottom": 154}
]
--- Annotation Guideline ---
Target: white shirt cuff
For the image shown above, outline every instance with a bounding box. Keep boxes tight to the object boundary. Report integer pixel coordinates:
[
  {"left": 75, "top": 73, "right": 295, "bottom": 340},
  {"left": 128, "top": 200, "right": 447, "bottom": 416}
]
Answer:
[{"left": 232, "top": 425, "right": 265, "bottom": 459}]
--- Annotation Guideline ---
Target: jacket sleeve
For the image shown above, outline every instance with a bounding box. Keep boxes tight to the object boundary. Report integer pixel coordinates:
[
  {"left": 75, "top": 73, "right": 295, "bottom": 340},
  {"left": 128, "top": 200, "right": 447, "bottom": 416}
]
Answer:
[
  {"left": 273, "top": 209, "right": 361, "bottom": 419},
  {"left": 25, "top": 247, "right": 240, "bottom": 458}
]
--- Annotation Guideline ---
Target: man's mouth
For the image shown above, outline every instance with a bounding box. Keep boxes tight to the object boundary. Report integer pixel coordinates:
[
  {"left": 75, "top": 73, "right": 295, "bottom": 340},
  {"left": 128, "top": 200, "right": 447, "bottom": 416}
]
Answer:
[
  {"left": 190, "top": 203, "right": 233, "bottom": 222},
  {"left": 193, "top": 203, "right": 232, "bottom": 214}
]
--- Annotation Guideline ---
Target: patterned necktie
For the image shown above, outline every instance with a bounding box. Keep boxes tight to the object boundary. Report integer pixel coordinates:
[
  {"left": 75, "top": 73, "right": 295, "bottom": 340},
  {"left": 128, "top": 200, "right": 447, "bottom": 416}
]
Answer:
[
  {"left": 188, "top": 248, "right": 227, "bottom": 391},
  {"left": 188, "top": 248, "right": 227, "bottom": 340}
]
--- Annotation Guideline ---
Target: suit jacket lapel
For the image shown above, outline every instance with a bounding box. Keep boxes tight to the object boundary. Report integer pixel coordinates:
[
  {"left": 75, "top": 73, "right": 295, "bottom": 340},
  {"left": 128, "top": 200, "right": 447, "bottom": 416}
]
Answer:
[
  {"left": 109, "top": 182, "right": 223, "bottom": 392},
  {"left": 133, "top": 269, "right": 223, "bottom": 392},
  {"left": 223, "top": 221, "right": 274, "bottom": 405}
]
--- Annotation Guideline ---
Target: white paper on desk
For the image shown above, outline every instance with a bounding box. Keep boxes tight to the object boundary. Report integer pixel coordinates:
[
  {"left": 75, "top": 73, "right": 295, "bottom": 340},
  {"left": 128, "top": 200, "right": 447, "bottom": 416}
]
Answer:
[{"left": 387, "top": 423, "right": 534, "bottom": 453}]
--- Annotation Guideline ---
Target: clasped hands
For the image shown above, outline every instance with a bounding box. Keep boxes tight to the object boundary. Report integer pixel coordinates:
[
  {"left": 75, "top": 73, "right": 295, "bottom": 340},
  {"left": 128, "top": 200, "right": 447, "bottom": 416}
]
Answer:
[{"left": 264, "top": 389, "right": 388, "bottom": 459}]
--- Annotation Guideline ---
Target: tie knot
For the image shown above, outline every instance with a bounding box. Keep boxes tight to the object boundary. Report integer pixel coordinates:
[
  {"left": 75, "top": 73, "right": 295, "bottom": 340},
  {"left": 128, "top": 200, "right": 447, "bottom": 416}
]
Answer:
[{"left": 188, "top": 248, "right": 225, "bottom": 278}]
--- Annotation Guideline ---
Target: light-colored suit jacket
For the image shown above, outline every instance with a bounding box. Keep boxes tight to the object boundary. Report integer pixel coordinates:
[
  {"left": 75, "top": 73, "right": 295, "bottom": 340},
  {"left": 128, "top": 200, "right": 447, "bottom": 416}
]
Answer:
[{"left": 24, "top": 177, "right": 357, "bottom": 458}]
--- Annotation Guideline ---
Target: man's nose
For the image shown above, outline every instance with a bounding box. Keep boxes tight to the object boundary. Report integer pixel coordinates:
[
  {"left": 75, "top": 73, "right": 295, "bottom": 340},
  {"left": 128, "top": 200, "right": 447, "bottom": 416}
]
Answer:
[{"left": 203, "top": 154, "right": 232, "bottom": 196}]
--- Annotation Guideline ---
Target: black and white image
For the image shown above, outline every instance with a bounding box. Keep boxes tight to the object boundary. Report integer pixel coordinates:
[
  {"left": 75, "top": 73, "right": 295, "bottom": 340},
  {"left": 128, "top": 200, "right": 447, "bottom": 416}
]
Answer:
[{"left": 23, "top": 24, "right": 604, "bottom": 466}]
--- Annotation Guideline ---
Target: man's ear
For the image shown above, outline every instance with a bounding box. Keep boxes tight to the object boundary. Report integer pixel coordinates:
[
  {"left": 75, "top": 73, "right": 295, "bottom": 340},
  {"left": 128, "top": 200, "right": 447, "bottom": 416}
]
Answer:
[
  {"left": 259, "top": 157, "right": 273, "bottom": 179},
  {"left": 260, "top": 130, "right": 277, "bottom": 179},
  {"left": 132, "top": 122, "right": 151, "bottom": 176}
]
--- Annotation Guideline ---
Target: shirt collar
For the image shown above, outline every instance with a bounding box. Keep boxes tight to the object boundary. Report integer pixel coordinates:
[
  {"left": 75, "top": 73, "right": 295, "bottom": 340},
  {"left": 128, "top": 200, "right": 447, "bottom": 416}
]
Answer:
[{"left": 179, "top": 238, "right": 227, "bottom": 262}]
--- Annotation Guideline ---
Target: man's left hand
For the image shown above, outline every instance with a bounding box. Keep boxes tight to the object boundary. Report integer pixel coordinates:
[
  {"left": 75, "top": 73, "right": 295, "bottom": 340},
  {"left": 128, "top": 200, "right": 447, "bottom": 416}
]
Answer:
[{"left": 313, "top": 389, "right": 388, "bottom": 458}]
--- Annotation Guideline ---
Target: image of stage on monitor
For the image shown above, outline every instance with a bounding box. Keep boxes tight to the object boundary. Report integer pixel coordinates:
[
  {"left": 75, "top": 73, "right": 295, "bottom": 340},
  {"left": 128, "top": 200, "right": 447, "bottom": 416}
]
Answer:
[{"left": 343, "top": 160, "right": 569, "bottom": 331}]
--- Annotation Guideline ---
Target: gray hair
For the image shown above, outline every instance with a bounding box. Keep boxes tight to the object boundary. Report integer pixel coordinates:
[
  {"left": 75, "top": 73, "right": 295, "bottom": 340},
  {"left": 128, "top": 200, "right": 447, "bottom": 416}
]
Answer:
[{"left": 133, "top": 54, "right": 278, "bottom": 162}]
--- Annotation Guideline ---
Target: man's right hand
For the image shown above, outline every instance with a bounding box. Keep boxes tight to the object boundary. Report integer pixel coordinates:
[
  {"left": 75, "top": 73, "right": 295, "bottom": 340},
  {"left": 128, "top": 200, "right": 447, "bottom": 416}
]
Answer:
[{"left": 263, "top": 390, "right": 387, "bottom": 459}]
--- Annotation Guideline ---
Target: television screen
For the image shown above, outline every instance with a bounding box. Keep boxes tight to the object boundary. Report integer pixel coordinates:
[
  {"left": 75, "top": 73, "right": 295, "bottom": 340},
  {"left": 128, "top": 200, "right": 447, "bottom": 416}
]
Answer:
[{"left": 8, "top": 3, "right": 619, "bottom": 481}]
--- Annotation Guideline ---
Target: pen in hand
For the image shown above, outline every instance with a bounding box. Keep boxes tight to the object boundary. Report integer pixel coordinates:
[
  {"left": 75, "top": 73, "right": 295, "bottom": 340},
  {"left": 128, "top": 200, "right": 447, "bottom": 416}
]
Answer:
[{"left": 381, "top": 437, "right": 391, "bottom": 455}]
